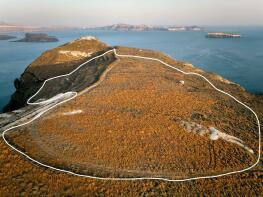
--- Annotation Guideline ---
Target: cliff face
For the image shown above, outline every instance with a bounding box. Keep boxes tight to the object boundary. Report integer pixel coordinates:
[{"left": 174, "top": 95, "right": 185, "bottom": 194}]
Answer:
[
  {"left": 3, "top": 37, "right": 115, "bottom": 112},
  {"left": 0, "top": 38, "right": 262, "bottom": 195}
]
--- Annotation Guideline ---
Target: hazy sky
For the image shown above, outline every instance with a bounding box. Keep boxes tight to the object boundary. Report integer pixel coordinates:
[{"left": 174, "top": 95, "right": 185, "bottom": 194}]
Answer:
[{"left": 0, "top": 0, "right": 263, "bottom": 27}]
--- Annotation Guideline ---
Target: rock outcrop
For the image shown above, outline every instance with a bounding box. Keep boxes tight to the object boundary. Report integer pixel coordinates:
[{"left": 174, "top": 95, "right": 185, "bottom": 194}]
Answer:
[
  {"left": 3, "top": 37, "right": 115, "bottom": 111},
  {"left": 206, "top": 32, "right": 241, "bottom": 38}
]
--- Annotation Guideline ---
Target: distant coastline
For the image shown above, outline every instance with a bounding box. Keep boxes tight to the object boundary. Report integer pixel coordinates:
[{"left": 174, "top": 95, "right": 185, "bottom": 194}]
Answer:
[
  {"left": 0, "top": 21, "right": 78, "bottom": 32},
  {"left": 91, "top": 23, "right": 203, "bottom": 32},
  {"left": 0, "top": 22, "right": 203, "bottom": 32}
]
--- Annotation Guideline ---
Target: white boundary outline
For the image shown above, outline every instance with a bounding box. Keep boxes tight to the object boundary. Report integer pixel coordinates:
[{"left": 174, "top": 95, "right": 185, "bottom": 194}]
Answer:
[{"left": 2, "top": 48, "right": 261, "bottom": 182}]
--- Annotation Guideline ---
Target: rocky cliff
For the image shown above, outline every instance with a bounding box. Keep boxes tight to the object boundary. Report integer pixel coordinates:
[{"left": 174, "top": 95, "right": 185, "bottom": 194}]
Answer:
[
  {"left": 0, "top": 37, "right": 262, "bottom": 196},
  {"left": 4, "top": 36, "right": 115, "bottom": 112}
]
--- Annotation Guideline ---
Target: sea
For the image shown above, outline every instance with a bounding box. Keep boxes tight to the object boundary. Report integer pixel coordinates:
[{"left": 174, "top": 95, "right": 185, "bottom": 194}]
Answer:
[{"left": 0, "top": 26, "right": 263, "bottom": 111}]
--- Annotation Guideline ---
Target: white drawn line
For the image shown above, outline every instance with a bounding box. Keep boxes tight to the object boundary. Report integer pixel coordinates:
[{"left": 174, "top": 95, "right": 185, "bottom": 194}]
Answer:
[{"left": 2, "top": 48, "right": 261, "bottom": 182}]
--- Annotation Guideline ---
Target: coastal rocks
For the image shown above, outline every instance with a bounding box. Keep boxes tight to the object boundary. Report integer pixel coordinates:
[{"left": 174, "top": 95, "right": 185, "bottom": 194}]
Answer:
[
  {"left": 182, "top": 63, "right": 204, "bottom": 73},
  {"left": 211, "top": 74, "right": 236, "bottom": 85},
  {"left": 3, "top": 37, "right": 114, "bottom": 112},
  {"left": 14, "top": 33, "right": 58, "bottom": 42},
  {"left": 206, "top": 32, "right": 241, "bottom": 38}
]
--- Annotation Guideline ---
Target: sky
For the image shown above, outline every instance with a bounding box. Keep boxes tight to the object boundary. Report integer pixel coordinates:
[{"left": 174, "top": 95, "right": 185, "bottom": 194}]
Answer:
[{"left": 0, "top": 0, "right": 263, "bottom": 27}]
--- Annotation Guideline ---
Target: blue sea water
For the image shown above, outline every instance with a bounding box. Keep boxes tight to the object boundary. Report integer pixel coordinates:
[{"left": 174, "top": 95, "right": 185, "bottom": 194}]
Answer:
[{"left": 0, "top": 27, "right": 263, "bottom": 111}]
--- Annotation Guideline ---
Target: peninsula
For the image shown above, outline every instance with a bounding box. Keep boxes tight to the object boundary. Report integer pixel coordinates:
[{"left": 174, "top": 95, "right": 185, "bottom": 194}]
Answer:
[{"left": 0, "top": 37, "right": 261, "bottom": 196}]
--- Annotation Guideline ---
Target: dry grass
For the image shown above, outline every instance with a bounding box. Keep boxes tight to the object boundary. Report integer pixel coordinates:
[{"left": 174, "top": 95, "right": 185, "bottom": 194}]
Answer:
[
  {"left": 1, "top": 47, "right": 262, "bottom": 196},
  {"left": 29, "top": 38, "right": 108, "bottom": 67}
]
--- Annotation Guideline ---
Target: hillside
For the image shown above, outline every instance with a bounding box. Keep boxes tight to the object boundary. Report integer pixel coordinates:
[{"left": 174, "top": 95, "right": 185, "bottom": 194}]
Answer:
[
  {"left": 0, "top": 37, "right": 262, "bottom": 196},
  {"left": 3, "top": 36, "right": 113, "bottom": 112}
]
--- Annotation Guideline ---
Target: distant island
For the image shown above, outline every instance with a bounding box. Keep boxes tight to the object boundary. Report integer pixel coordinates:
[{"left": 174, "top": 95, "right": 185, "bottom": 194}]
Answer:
[
  {"left": 206, "top": 32, "right": 241, "bottom": 38},
  {"left": 0, "top": 35, "right": 16, "bottom": 40},
  {"left": 92, "top": 23, "right": 203, "bottom": 32},
  {"left": 14, "top": 33, "right": 58, "bottom": 42}
]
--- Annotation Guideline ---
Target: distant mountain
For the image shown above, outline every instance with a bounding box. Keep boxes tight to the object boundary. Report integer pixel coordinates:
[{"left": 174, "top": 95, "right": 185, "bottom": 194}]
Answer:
[
  {"left": 0, "top": 22, "right": 40, "bottom": 32},
  {"left": 0, "top": 22, "right": 78, "bottom": 32},
  {"left": 206, "top": 32, "right": 241, "bottom": 38},
  {"left": 95, "top": 23, "right": 151, "bottom": 31},
  {"left": 0, "top": 22, "right": 203, "bottom": 32},
  {"left": 93, "top": 23, "right": 203, "bottom": 32}
]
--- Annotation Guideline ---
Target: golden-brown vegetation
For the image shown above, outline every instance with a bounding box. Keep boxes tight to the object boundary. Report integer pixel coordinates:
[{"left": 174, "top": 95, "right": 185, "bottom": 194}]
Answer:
[{"left": 1, "top": 46, "right": 262, "bottom": 196}]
